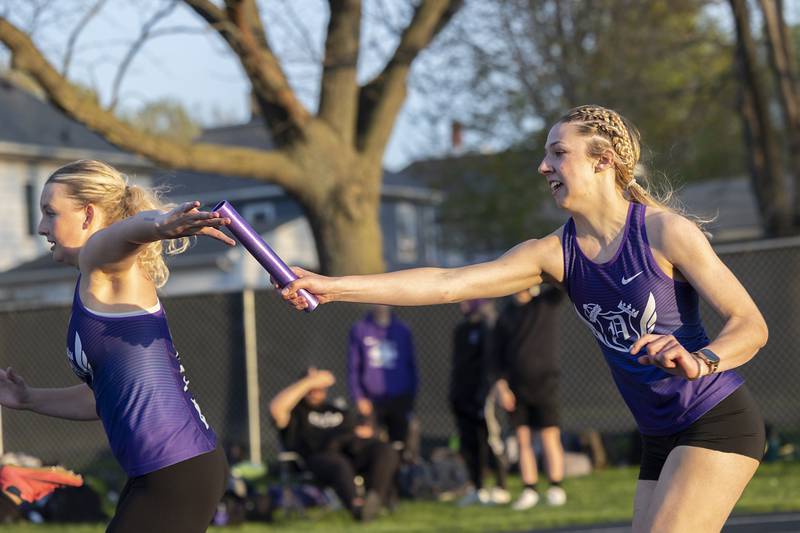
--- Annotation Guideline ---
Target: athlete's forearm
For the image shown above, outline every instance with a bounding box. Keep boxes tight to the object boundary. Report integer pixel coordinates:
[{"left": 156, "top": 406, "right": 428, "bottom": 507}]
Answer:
[
  {"left": 332, "top": 262, "right": 537, "bottom": 307},
  {"left": 332, "top": 268, "right": 456, "bottom": 306},
  {"left": 24, "top": 384, "right": 98, "bottom": 421},
  {"left": 704, "top": 314, "right": 768, "bottom": 373},
  {"left": 119, "top": 210, "right": 167, "bottom": 245}
]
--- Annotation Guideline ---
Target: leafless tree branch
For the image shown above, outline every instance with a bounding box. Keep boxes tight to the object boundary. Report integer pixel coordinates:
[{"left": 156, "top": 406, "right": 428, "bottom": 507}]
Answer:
[
  {"left": 62, "top": 0, "right": 108, "bottom": 77},
  {"left": 0, "top": 15, "right": 306, "bottom": 195},
  {"left": 357, "top": 0, "right": 463, "bottom": 162},
  {"left": 108, "top": 0, "right": 179, "bottom": 111},
  {"left": 184, "top": 0, "right": 311, "bottom": 143}
]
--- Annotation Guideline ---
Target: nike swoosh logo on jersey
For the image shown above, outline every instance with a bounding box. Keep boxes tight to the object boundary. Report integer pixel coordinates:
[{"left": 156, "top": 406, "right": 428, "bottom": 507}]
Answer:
[{"left": 621, "top": 271, "right": 643, "bottom": 285}]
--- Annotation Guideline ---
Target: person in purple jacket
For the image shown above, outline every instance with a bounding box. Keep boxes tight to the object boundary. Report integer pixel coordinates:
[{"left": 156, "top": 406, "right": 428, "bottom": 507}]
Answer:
[
  {"left": 0, "top": 160, "right": 235, "bottom": 532},
  {"left": 280, "top": 105, "right": 768, "bottom": 532},
  {"left": 348, "top": 305, "right": 418, "bottom": 450}
]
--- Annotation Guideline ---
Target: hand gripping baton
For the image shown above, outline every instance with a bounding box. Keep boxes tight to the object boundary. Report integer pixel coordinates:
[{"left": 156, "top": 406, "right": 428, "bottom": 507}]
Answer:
[{"left": 213, "top": 201, "right": 319, "bottom": 312}]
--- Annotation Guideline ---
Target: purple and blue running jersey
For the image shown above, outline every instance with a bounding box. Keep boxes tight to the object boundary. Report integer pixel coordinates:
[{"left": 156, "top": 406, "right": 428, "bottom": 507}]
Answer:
[
  {"left": 66, "top": 279, "right": 216, "bottom": 477},
  {"left": 562, "top": 202, "right": 743, "bottom": 436}
]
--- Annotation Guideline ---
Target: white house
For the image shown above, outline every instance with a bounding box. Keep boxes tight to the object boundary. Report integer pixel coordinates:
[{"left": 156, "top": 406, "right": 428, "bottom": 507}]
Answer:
[{"left": 0, "top": 76, "right": 442, "bottom": 307}]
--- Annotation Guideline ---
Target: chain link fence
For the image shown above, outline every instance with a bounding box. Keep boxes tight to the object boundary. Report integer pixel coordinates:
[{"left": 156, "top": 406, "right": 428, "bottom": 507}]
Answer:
[{"left": 1, "top": 238, "right": 798, "bottom": 481}]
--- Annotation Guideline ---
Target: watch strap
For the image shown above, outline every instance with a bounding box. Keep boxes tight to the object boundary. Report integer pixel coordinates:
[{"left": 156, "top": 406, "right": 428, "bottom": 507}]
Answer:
[{"left": 695, "top": 348, "right": 720, "bottom": 375}]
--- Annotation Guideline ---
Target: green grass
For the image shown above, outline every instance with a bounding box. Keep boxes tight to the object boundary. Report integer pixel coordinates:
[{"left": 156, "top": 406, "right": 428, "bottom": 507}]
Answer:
[{"left": 13, "top": 461, "right": 800, "bottom": 532}]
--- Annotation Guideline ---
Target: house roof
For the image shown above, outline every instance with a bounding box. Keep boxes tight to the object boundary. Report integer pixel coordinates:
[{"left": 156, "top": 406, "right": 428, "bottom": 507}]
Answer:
[
  {"left": 0, "top": 76, "right": 124, "bottom": 153},
  {"left": 675, "top": 177, "right": 762, "bottom": 241},
  {"left": 151, "top": 168, "right": 273, "bottom": 199},
  {"left": 195, "top": 119, "right": 277, "bottom": 150},
  {"left": 0, "top": 75, "right": 153, "bottom": 169}
]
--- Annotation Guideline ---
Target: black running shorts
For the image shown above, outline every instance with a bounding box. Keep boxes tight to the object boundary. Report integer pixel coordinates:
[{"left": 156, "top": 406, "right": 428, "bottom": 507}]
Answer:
[
  {"left": 638, "top": 384, "right": 765, "bottom": 481},
  {"left": 107, "top": 446, "right": 229, "bottom": 533}
]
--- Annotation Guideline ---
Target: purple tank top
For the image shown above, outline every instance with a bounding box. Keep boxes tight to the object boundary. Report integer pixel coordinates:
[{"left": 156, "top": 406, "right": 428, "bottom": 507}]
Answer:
[
  {"left": 562, "top": 202, "right": 743, "bottom": 435},
  {"left": 66, "top": 278, "right": 216, "bottom": 476}
]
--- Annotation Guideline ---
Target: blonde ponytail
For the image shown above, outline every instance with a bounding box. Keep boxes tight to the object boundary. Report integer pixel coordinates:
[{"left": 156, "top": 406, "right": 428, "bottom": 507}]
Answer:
[{"left": 46, "top": 160, "right": 189, "bottom": 287}]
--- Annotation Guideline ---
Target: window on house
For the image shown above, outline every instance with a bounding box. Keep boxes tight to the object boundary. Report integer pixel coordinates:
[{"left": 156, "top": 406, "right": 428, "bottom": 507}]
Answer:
[
  {"left": 395, "top": 202, "right": 418, "bottom": 264},
  {"left": 243, "top": 203, "right": 276, "bottom": 230}
]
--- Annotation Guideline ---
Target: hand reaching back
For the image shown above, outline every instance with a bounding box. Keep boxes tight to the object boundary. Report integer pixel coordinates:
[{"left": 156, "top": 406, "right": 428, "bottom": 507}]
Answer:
[
  {"left": 0, "top": 367, "right": 30, "bottom": 410},
  {"left": 154, "top": 202, "right": 235, "bottom": 246}
]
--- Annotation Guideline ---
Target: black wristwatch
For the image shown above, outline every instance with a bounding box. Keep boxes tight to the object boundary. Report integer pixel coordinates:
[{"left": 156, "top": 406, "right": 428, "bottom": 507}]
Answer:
[{"left": 693, "top": 348, "right": 720, "bottom": 376}]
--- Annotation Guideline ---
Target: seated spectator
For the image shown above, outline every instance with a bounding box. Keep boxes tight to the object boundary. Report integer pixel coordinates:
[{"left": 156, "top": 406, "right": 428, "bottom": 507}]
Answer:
[{"left": 269, "top": 367, "right": 399, "bottom": 522}]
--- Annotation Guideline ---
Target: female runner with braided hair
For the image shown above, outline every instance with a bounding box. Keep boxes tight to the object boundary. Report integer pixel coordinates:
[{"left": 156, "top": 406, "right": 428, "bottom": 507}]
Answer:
[{"left": 280, "top": 105, "right": 767, "bottom": 532}]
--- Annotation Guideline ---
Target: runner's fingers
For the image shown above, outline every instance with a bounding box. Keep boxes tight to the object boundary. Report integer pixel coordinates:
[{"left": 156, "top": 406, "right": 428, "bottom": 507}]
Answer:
[
  {"left": 200, "top": 227, "right": 236, "bottom": 245},
  {"left": 630, "top": 334, "right": 660, "bottom": 353},
  {"left": 651, "top": 341, "right": 685, "bottom": 369},
  {"left": 641, "top": 335, "right": 674, "bottom": 356}
]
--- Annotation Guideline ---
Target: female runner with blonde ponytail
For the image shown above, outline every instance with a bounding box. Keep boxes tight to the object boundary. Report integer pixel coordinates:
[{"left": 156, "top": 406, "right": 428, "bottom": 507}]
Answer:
[
  {"left": 0, "top": 160, "right": 236, "bottom": 532},
  {"left": 281, "top": 105, "right": 768, "bottom": 532}
]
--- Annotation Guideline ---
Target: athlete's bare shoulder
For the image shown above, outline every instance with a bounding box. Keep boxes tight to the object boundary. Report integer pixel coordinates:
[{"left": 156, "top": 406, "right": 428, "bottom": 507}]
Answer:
[{"left": 643, "top": 205, "right": 709, "bottom": 265}]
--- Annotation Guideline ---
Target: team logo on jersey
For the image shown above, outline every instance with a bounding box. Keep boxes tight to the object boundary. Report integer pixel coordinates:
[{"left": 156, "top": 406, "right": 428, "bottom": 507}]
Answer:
[
  {"left": 66, "top": 331, "right": 94, "bottom": 384},
  {"left": 575, "top": 292, "right": 657, "bottom": 352},
  {"left": 363, "top": 336, "right": 398, "bottom": 369},
  {"left": 175, "top": 352, "right": 209, "bottom": 430}
]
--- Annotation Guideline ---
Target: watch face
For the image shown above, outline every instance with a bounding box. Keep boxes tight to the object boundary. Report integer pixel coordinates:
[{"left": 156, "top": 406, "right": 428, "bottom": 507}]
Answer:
[{"left": 700, "top": 348, "right": 720, "bottom": 363}]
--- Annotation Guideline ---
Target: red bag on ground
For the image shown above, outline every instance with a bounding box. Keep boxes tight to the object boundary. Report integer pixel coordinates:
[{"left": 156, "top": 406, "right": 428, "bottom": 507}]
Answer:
[{"left": 0, "top": 465, "right": 83, "bottom": 504}]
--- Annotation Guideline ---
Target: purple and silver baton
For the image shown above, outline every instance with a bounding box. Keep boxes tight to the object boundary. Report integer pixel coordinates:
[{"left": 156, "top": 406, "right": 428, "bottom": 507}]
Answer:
[{"left": 213, "top": 201, "right": 319, "bottom": 312}]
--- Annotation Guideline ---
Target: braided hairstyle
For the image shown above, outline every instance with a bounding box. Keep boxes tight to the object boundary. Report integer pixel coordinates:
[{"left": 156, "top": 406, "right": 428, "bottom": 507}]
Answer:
[
  {"left": 45, "top": 160, "right": 190, "bottom": 287},
  {"left": 558, "top": 105, "right": 708, "bottom": 231}
]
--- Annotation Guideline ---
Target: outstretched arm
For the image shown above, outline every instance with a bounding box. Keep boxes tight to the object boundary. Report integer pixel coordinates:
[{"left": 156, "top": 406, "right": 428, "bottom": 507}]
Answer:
[
  {"left": 0, "top": 367, "right": 97, "bottom": 421},
  {"left": 632, "top": 213, "right": 768, "bottom": 378},
  {"left": 282, "top": 232, "right": 564, "bottom": 310},
  {"left": 80, "top": 201, "right": 235, "bottom": 274}
]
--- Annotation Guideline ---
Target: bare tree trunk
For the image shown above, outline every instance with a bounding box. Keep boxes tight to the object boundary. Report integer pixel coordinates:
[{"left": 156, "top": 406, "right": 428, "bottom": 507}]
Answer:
[
  {"left": 729, "top": 0, "right": 792, "bottom": 236},
  {"left": 292, "top": 138, "right": 386, "bottom": 275},
  {"left": 759, "top": 0, "right": 800, "bottom": 228},
  {"left": 308, "top": 194, "right": 385, "bottom": 275}
]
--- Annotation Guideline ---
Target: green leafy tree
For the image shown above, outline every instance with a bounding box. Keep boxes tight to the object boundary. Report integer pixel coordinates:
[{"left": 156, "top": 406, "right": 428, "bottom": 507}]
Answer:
[
  {"left": 124, "top": 99, "right": 201, "bottom": 144},
  {"left": 413, "top": 0, "right": 748, "bottom": 249}
]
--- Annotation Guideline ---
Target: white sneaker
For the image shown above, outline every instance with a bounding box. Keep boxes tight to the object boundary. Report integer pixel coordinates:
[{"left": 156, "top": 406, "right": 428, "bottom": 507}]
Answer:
[
  {"left": 546, "top": 486, "right": 567, "bottom": 506},
  {"left": 489, "top": 487, "right": 511, "bottom": 505},
  {"left": 511, "top": 488, "right": 539, "bottom": 511},
  {"left": 457, "top": 488, "right": 491, "bottom": 507}
]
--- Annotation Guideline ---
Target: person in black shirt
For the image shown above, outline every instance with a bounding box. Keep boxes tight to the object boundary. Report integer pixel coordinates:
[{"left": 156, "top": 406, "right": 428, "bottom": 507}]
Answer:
[
  {"left": 494, "top": 284, "right": 567, "bottom": 510},
  {"left": 450, "top": 299, "right": 510, "bottom": 506},
  {"left": 269, "top": 368, "right": 399, "bottom": 521}
]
